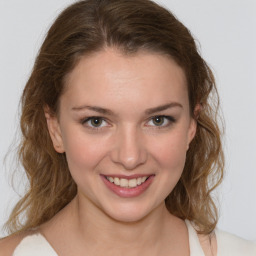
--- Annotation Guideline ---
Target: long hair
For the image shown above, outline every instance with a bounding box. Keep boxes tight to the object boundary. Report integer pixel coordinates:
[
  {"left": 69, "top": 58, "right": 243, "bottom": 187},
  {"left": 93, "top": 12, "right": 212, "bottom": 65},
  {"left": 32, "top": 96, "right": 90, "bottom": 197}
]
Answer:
[{"left": 6, "top": 0, "right": 224, "bottom": 235}]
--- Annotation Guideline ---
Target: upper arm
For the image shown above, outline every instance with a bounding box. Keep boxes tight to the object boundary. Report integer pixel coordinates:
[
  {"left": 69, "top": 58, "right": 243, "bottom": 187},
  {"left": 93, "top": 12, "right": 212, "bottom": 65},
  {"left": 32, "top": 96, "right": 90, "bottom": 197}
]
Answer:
[{"left": 0, "top": 234, "right": 25, "bottom": 256}]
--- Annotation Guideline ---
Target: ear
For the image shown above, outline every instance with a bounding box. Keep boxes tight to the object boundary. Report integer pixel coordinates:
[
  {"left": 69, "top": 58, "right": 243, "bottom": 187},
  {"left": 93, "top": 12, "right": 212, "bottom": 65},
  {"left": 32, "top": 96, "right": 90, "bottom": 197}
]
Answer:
[
  {"left": 44, "top": 106, "right": 65, "bottom": 153},
  {"left": 187, "top": 118, "right": 197, "bottom": 150},
  {"left": 186, "top": 104, "right": 201, "bottom": 150},
  {"left": 193, "top": 103, "right": 202, "bottom": 120}
]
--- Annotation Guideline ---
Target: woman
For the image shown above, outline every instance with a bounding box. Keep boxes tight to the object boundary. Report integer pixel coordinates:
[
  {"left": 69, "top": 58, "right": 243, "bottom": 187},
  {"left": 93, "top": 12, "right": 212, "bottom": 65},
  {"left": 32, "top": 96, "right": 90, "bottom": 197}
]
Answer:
[{"left": 0, "top": 0, "right": 255, "bottom": 255}]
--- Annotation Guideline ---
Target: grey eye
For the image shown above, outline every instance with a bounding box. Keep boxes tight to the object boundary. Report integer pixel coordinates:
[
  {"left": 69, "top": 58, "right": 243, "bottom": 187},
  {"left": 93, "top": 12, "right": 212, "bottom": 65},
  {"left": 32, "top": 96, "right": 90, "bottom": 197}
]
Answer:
[
  {"left": 90, "top": 117, "right": 103, "bottom": 127},
  {"left": 82, "top": 117, "right": 108, "bottom": 128},
  {"left": 152, "top": 116, "right": 165, "bottom": 126},
  {"left": 147, "top": 115, "right": 176, "bottom": 128}
]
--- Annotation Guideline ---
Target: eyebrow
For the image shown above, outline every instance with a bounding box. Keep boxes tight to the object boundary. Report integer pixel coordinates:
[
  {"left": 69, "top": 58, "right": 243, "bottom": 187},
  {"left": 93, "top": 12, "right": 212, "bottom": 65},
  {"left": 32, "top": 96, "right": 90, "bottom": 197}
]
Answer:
[
  {"left": 72, "top": 105, "right": 115, "bottom": 115},
  {"left": 145, "top": 102, "right": 183, "bottom": 115},
  {"left": 71, "top": 102, "right": 183, "bottom": 115}
]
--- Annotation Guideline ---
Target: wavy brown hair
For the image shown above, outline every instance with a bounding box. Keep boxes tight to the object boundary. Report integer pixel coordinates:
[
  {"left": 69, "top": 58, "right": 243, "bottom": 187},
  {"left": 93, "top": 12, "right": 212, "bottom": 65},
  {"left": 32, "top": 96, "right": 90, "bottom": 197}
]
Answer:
[{"left": 5, "top": 0, "right": 224, "bottom": 235}]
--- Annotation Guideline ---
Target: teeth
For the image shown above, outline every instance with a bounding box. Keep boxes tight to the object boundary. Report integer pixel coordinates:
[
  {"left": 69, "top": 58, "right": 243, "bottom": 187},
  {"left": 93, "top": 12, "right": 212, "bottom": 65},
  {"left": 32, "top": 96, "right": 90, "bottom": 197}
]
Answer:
[
  {"left": 141, "top": 176, "right": 147, "bottom": 182},
  {"left": 106, "top": 176, "right": 149, "bottom": 188},
  {"left": 120, "top": 178, "right": 128, "bottom": 188},
  {"left": 128, "top": 179, "right": 137, "bottom": 188},
  {"left": 114, "top": 177, "right": 120, "bottom": 186},
  {"left": 109, "top": 177, "right": 114, "bottom": 183}
]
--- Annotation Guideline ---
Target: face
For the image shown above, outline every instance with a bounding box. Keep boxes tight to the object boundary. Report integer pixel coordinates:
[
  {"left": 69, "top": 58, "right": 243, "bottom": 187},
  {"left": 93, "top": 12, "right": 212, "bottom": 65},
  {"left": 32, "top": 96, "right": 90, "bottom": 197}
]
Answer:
[{"left": 46, "top": 48, "right": 196, "bottom": 222}]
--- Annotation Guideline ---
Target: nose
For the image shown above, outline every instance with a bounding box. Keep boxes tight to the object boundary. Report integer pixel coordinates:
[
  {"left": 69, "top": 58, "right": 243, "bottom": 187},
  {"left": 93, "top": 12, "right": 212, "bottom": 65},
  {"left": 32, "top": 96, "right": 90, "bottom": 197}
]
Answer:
[{"left": 110, "top": 125, "right": 147, "bottom": 170}]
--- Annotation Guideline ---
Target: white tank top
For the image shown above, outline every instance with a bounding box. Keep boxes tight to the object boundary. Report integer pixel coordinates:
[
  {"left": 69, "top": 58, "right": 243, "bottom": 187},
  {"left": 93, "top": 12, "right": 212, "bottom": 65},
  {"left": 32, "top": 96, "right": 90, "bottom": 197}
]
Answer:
[{"left": 12, "top": 220, "right": 256, "bottom": 256}]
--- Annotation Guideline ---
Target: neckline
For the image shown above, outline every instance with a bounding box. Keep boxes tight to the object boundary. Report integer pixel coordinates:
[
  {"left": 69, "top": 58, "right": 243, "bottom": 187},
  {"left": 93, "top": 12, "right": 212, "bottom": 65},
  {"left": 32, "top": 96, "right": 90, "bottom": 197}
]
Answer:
[
  {"left": 15, "top": 220, "right": 205, "bottom": 256},
  {"left": 185, "top": 220, "right": 205, "bottom": 256},
  {"left": 13, "top": 232, "right": 58, "bottom": 256}
]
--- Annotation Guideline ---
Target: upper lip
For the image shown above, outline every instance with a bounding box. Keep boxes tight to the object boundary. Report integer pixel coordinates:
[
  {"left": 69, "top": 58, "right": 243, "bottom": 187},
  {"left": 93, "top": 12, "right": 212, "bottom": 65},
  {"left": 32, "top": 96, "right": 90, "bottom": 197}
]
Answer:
[{"left": 101, "top": 174, "right": 155, "bottom": 179}]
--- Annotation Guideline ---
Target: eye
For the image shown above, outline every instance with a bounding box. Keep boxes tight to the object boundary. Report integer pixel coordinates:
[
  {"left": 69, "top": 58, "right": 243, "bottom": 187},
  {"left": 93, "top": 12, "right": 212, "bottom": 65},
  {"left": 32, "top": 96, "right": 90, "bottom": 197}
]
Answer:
[
  {"left": 82, "top": 117, "right": 108, "bottom": 129},
  {"left": 147, "top": 115, "right": 176, "bottom": 127}
]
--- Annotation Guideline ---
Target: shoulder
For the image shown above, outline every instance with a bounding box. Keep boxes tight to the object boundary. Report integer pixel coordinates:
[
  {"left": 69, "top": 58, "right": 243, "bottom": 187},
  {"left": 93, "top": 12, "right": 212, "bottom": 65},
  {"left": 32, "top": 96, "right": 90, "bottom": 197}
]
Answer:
[
  {"left": 1, "top": 231, "right": 58, "bottom": 256},
  {"left": 0, "top": 232, "right": 31, "bottom": 256},
  {"left": 215, "top": 229, "right": 256, "bottom": 256}
]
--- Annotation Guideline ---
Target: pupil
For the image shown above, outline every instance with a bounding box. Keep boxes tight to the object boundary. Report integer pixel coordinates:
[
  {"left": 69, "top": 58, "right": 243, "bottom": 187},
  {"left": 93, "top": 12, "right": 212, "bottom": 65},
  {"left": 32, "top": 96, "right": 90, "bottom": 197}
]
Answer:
[
  {"left": 153, "top": 116, "right": 164, "bottom": 126},
  {"left": 92, "top": 118, "right": 102, "bottom": 126}
]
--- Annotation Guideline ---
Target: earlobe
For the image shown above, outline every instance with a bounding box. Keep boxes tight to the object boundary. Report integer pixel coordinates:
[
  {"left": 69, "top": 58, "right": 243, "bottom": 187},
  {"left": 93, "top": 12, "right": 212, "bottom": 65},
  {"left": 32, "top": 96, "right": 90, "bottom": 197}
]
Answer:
[{"left": 44, "top": 107, "right": 65, "bottom": 153}]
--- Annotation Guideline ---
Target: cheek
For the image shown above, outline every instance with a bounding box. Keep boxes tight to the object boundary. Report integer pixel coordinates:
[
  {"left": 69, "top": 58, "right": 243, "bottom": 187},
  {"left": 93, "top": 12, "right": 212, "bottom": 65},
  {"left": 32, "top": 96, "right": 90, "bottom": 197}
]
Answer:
[
  {"left": 149, "top": 132, "right": 188, "bottom": 198},
  {"left": 62, "top": 130, "right": 108, "bottom": 173},
  {"left": 150, "top": 131, "right": 188, "bottom": 171}
]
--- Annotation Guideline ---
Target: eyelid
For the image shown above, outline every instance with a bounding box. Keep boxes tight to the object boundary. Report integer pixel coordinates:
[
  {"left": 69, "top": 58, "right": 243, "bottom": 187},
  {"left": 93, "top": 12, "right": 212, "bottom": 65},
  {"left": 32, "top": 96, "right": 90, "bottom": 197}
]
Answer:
[
  {"left": 145, "top": 115, "right": 176, "bottom": 128},
  {"left": 80, "top": 115, "right": 176, "bottom": 130},
  {"left": 81, "top": 116, "right": 110, "bottom": 129}
]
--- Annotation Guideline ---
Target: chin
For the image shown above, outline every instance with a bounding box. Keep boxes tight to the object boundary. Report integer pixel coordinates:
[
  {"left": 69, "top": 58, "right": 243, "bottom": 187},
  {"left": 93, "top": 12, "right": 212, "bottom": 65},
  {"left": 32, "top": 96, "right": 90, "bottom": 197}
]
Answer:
[{"left": 101, "top": 200, "right": 161, "bottom": 223}]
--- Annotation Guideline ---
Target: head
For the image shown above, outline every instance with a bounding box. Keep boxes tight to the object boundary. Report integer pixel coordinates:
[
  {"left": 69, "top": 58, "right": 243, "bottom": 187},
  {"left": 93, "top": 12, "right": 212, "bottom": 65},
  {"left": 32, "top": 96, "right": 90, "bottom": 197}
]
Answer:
[{"left": 8, "top": 0, "right": 224, "bottom": 234}]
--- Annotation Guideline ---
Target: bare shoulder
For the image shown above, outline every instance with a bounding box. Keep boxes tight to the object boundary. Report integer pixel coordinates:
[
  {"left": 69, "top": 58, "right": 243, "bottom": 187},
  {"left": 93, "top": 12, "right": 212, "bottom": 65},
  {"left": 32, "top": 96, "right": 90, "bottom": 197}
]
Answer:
[{"left": 0, "top": 231, "right": 34, "bottom": 256}]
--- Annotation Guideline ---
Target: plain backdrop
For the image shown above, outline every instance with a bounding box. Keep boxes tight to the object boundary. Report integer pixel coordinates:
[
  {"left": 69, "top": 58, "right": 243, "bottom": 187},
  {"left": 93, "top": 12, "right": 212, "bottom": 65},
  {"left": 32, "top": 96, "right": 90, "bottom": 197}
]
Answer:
[{"left": 0, "top": 0, "right": 255, "bottom": 240}]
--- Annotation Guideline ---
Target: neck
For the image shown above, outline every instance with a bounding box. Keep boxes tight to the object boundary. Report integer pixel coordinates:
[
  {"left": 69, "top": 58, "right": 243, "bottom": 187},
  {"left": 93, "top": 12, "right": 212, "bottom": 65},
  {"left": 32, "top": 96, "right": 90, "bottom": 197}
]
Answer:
[
  {"left": 71, "top": 194, "right": 176, "bottom": 255},
  {"left": 41, "top": 193, "right": 189, "bottom": 256}
]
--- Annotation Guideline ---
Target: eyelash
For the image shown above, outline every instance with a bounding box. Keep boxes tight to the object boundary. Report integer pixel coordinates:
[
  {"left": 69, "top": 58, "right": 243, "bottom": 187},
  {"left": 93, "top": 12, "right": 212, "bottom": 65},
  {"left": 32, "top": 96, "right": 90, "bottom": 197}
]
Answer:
[
  {"left": 81, "top": 116, "right": 109, "bottom": 130},
  {"left": 146, "top": 115, "right": 176, "bottom": 128},
  {"left": 81, "top": 115, "right": 176, "bottom": 130}
]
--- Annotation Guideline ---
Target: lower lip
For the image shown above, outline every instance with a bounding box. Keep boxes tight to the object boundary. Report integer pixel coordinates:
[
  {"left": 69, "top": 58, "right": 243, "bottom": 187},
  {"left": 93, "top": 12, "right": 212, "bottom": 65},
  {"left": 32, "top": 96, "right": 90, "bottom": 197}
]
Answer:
[{"left": 101, "top": 175, "right": 154, "bottom": 198}]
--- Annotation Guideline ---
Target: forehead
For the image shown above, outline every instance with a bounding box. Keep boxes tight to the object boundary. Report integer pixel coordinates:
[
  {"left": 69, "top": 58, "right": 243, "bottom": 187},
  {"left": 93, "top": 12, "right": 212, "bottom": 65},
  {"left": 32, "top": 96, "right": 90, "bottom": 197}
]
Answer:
[{"left": 61, "top": 48, "right": 188, "bottom": 111}]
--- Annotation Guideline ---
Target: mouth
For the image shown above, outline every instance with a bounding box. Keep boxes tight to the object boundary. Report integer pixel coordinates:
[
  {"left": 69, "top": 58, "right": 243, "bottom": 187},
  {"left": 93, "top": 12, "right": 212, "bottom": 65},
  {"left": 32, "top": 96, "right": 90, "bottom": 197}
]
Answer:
[
  {"left": 101, "top": 174, "right": 155, "bottom": 198},
  {"left": 105, "top": 175, "right": 150, "bottom": 188}
]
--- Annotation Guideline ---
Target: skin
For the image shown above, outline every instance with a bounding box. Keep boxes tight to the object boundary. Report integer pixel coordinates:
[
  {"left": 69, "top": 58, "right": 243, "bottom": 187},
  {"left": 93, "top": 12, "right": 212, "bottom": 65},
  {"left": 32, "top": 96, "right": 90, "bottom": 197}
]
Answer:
[
  {"left": 48, "top": 48, "right": 196, "bottom": 221},
  {"left": 43, "top": 48, "right": 197, "bottom": 256},
  {"left": 44, "top": 48, "right": 197, "bottom": 255},
  {"left": 0, "top": 48, "right": 203, "bottom": 256}
]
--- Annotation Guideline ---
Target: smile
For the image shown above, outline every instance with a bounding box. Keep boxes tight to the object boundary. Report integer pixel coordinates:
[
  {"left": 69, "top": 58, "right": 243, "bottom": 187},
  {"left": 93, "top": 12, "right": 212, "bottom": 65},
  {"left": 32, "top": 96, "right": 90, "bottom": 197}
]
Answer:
[
  {"left": 101, "top": 174, "right": 155, "bottom": 198},
  {"left": 106, "top": 176, "right": 149, "bottom": 188}
]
